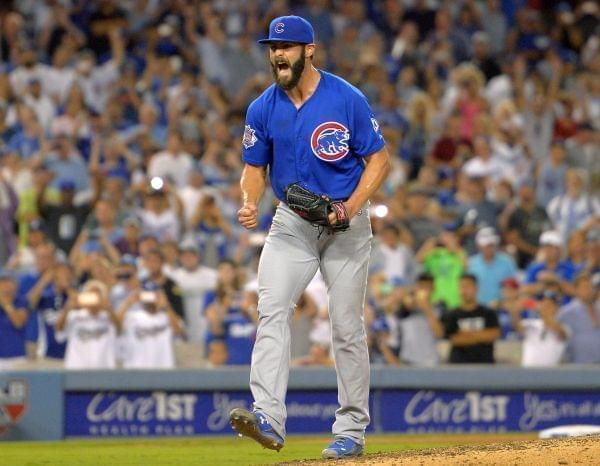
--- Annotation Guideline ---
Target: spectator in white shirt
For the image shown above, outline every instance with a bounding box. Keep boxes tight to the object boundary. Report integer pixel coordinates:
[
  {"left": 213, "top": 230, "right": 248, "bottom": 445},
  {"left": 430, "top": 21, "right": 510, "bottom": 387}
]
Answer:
[
  {"left": 547, "top": 168, "right": 599, "bottom": 242},
  {"left": 116, "top": 283, "right": 184, "bottom": 369},
  {"left": 9, "top": 48, "right": 44, "bottom": 96},
  {"left": 462, "top": 136, "right": 507, "bottom": 183},
  {"left": 510, "top": 289, "right": 567, "bottom": 367},
  {"left": 23, "top": 78, "right": 56, "bottom": 132},
  {"left": 73, "top": 29, "right": 124, "bottom": 113},
  {"left": 55, "top": 280, "right": 119, "bottom": 369},
  {"left": 138, "top": 182, "right": 182, "bottom": 241},
  {"left": 148, "top": 131, "right": 194, "bottom": 189},
  {"left": 167, "top": 240, "right": 218, "bottom": 345},
  {"left": 177, "top": 167, "right": 210, "bottom": 229},
  {"left": 374, "top": 223, "right": 416, "bottom": 286}
]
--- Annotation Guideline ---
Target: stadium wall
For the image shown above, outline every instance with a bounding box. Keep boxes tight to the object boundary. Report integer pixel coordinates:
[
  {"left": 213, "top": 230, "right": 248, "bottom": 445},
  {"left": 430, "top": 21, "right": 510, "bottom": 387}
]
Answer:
[{"left": 1, "top": 367, "right": 599, "bottom": 441}]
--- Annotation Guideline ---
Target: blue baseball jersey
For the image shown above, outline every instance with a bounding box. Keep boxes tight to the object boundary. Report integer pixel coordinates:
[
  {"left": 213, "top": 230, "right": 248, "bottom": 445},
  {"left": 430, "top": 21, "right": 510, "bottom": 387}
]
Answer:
[
  {"left": 0, "top": 296, "right": 28, "bottom": 358},
  {"left": 242, "top": 70, "right": 385, "bottom": 201}
]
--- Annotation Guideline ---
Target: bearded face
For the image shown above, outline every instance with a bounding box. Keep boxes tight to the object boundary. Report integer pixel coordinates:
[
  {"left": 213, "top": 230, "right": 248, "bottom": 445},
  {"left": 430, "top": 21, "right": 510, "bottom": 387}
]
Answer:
[{"left": 270, "top": 45, "right": 306, "bottom": 91}]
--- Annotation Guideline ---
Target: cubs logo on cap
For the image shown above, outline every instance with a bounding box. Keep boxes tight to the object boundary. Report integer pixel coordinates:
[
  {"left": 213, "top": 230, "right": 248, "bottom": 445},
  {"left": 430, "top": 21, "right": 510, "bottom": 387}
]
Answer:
[
  {"left": 258, "top": 15, "right": 315, "bottom": 45},
  {"left": 311, "top": 122, "right": 350, "bottom": 162}
]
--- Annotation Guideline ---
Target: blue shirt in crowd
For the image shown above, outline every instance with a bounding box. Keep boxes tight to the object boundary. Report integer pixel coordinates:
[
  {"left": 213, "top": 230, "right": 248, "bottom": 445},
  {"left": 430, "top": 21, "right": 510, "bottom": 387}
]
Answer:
[{"left": 468, "top": 252, "right": 517, "bottom": 305}]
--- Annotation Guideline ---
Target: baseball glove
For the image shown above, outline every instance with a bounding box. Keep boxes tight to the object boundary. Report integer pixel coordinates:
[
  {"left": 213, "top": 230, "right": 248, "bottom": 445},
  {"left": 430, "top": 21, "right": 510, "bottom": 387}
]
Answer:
[{"left": 284, "top": 183, "right": 350, "bottom": 233}]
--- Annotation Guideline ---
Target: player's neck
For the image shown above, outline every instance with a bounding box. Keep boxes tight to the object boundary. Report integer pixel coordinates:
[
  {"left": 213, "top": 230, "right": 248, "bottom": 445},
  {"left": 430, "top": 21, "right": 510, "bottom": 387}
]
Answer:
[{"left": 285, "top": 65, "right": 320, "bottom": 107}]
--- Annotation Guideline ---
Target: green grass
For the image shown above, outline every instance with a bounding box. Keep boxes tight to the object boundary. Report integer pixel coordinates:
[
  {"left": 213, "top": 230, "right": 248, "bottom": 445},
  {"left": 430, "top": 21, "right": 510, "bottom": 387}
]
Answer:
[{"left": 0, "top": 434, "right": 464, "bottom": 466}]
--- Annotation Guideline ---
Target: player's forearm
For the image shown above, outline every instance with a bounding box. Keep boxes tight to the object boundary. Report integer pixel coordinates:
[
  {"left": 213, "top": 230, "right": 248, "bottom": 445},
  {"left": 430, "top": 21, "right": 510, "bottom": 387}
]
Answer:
[
  {"left": 240, "top": 164, "right": 267, "bottom": 206},
  {"left": 346, "top": 148, "right": 391, "bottom": 217}
]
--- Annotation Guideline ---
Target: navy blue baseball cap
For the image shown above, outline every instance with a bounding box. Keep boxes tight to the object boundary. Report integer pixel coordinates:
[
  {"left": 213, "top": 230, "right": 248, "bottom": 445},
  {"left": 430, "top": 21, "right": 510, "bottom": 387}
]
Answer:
[{"left": 258, "top": 16, "right": 314, "bottom": 45}]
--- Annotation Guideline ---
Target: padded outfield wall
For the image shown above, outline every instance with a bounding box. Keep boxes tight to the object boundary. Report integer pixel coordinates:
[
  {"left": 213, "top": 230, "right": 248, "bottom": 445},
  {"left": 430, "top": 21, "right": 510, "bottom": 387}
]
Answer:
[{"left": 1, "top": 367, "right": 599, "bottom": 441}]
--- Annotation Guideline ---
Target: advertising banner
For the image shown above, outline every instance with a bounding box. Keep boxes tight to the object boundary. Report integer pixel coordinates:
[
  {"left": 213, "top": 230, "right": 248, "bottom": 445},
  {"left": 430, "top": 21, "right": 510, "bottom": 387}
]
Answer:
[
  {"left": 65, "top": 390, "right": 375, "bottom": 437},
  {"left": 379, "top": 390, "right": 600, "bottom": 433},
  {"left": 64, "top": 388, "right": 600, "bottom": 437}
]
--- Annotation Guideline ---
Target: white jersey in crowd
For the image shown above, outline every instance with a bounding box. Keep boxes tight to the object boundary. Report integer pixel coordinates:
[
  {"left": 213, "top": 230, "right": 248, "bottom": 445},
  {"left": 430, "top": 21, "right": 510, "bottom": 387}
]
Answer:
[
  {"left": 378, "top": 242, "right": 416, "bottom": 285},
  {"left": 60, "top": 309, "right": 117, "bottom": 369},
  {"left": 121, "top": 308, "right": 175, "bottom": 369},
  {"left": 520, "top": 318, "right": 566, "bottom": 367},
  {"left": 167, "top": 265, "right": 218, "bottom": 344}
]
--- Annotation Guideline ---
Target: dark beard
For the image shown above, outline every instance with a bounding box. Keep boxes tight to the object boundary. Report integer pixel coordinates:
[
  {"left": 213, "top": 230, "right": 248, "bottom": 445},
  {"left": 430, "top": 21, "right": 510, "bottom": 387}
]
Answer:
[{"left": 270, "top": 47, "right": 306, "bottom": 91}]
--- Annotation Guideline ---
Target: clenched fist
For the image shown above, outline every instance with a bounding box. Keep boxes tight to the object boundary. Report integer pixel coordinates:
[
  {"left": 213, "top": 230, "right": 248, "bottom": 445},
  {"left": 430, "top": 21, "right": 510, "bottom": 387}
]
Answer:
[{"left": 238, "top": 203, "right": 258, "bottom": 229}]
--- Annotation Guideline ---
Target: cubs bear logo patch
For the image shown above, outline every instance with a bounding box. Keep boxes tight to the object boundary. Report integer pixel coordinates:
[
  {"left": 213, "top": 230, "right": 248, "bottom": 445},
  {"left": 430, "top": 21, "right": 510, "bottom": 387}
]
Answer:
[{"left": 310, "top": 122, "right": 350, "bottom": 162}]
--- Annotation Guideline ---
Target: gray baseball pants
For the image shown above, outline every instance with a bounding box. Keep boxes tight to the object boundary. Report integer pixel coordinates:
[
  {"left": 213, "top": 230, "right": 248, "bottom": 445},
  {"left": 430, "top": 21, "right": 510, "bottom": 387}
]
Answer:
[{"left": 250, "top": 201, "right": 372, "bottom": 444}]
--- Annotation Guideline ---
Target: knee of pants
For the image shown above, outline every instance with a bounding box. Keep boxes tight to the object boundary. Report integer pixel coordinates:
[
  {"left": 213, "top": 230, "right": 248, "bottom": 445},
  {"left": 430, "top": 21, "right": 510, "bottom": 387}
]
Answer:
[
  {"left": 330, "top": 318, "right": 366, "bottom": 346},
  {"left": 257, "top": 294, "right": 294, "bottom": 324}
]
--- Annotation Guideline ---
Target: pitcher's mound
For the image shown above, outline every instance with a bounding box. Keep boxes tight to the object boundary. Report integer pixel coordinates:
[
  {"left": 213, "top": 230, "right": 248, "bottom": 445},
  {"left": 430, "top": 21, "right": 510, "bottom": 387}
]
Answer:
[{"left": 308, "top": 435, "right": 599, "bottom": 465}]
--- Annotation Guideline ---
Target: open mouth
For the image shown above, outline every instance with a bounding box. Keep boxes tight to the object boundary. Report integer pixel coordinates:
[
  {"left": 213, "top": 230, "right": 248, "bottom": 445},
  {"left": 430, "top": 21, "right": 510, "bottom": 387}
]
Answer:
[{"left": 276, "top": 62, "right": 290, "bottom": 72}]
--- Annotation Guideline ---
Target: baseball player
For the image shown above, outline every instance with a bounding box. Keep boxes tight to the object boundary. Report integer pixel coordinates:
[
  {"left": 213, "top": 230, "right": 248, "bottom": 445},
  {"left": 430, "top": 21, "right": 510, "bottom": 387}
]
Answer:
[{"left": 229, "top": 16, "right": 390, "bottom": 459}]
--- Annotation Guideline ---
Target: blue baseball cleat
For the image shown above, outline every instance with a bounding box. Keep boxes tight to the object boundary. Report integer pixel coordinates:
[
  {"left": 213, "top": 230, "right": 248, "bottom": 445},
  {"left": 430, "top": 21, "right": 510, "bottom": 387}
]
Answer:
[
  {"left": 229, "top": 407, "right": 284, "bottom": 452},
  {"left": 321, "top": 436, "right": 364, "bottom": 459}
]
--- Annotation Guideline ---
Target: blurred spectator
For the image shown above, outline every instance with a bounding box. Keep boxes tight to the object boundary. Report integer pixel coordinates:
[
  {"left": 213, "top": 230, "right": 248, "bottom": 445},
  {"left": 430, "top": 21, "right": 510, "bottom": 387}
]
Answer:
[
  {"left": 402, "top": 187, "right": 441, "bottom": 250},
  {"left": 536, "top": 141, "right": 568, "bottom": 209},
  {"left": 557, "top": 273, "right": 600, "bottom": 363},
  {"left": 456, "top": 177, "right": 501, "bottom": 254},
  {"left": 0, "top": 271, "right": 28, "bottom": 369},
  {"left": 511, "top": 290, "right": 566, "bottom": 367},
  {"left": 190, "top": 194, "right": 232, "bottom": 268},
  {"left": 396, "top": 273, "right": 444, "bottom": 366},
  {"left": 293, "top": 343, "right": 334, "bottom": 367},
  {"left": 547, "top": 168, "right": 599, "bottom": 242},
  {"left": 140, "top": 248, "right": 184, "bottom": 319},
  {"left": 147, "top": 131, "right": 193, "bottom": 189},
  {"left": 373, "top": 223, "right": 416, "bottom": 287},
  {"left": 470, "top": 32, "right": 501, "bottom": 82},
  {"left": 205, "top": 286, "right": 257, "bottom": 366},
  {"left": 55, "top": 280, "right": 118, "bottom": 369},
  {"left": 418, "top": 228, "right": 466, "bottom": 309},
  {"left": 167, "top": 241, "right": 218, "bottom": 345},
  {"left": 493, "top": 277, "right": 527, "bottom": 340},
  {"left": 26, "top": 262, "right": 76, "bottom": 361},
  {"left": 177, "top": 166, "right": 209, "bottom": 228},
  {"left": 468, "top": 227, "right": 517, "bottom": 306},
  {"left": 39, "top": 134, "right": 90, "bottom": 194},
  {"left": 138, "top": 183, "right": 182, "bottom": 242},
  {"left": 0, "top": 172, "right": 18, "bottom": 265},
  {"left": 109, "top": 255, "right": 139, "bottom": 309},
  {"left": 113, "top": 217, "right": 141, "bottom": 257},
  {"left": 506, "top": 183, "right": 550, "bottom": 268},
  {"left": 523, "top": 230, "right": 577, "bottom": 297},
  {"left": 442, "top": 274, "right": 501, "bottom": 363},
  {"left": 5, "top": 219, "right": 49, "bottom": 272},
  {"left": 36, "top": 176, "right": 94, "bottom": 255},
  {"left": 206, "top": 338, "right": 228, "bottom": 368},
  {"left": 116, "top": 284, "right": 184, "bottom": 369}
]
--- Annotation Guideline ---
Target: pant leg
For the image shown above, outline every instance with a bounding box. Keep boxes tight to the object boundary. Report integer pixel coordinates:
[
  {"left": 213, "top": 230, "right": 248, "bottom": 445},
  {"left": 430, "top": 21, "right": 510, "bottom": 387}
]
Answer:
[
  {"left": 319, "top": 206, "right": 372, "bottom": 444},
  {"left": 250, "top": 204, "right": 320, "bottom": 439}
]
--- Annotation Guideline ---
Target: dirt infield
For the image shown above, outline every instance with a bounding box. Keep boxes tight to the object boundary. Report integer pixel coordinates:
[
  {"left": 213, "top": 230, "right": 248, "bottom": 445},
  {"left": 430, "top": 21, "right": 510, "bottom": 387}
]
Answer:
[{"left": 292, "top": 435, "right": 600, "bottom": 465}]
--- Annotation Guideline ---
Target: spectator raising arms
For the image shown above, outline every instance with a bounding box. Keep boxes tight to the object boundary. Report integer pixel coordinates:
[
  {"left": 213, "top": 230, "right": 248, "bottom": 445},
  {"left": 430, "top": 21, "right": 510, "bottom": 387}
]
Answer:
[
  {"left": 55, "top": 280, "right": 119, "bottom": 369},
  {"left": 116, "top": 283, "right": 184, "bottom": 369},
  {"left": 0, "top": 271, "right": 28, "bottom": 369}
]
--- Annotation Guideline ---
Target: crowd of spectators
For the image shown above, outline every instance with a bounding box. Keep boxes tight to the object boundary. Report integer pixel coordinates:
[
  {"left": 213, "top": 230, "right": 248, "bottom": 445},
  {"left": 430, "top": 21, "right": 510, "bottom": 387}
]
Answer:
[{"left": 0, "top": 0, "right": 598, "bottom": 370}]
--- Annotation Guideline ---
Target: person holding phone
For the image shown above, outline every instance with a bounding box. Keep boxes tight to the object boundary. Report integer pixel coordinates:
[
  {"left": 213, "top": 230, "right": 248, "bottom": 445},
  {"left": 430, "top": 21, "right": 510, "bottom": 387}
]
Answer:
[
  {"left": 55, "top": 280, "right": 118, "bottom": 369},
  {"left": 116, "top": 282, "right": 184, "bottom": 369}
]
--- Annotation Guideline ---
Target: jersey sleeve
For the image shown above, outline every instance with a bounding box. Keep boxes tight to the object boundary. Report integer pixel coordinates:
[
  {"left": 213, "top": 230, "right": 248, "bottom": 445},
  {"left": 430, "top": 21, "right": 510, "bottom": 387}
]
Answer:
[
  {"left": 348, "top": 91, "right": 385, "bottom": 158},
  {"left": 242, "top": 98, "right": 271, "bottom": 166}
]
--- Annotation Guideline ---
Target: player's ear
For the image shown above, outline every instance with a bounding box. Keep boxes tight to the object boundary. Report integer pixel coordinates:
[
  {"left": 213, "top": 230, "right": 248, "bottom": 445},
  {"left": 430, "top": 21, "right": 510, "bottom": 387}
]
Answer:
[{"left": 305, "top": 44, "right": 315, "bottom": 60}]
